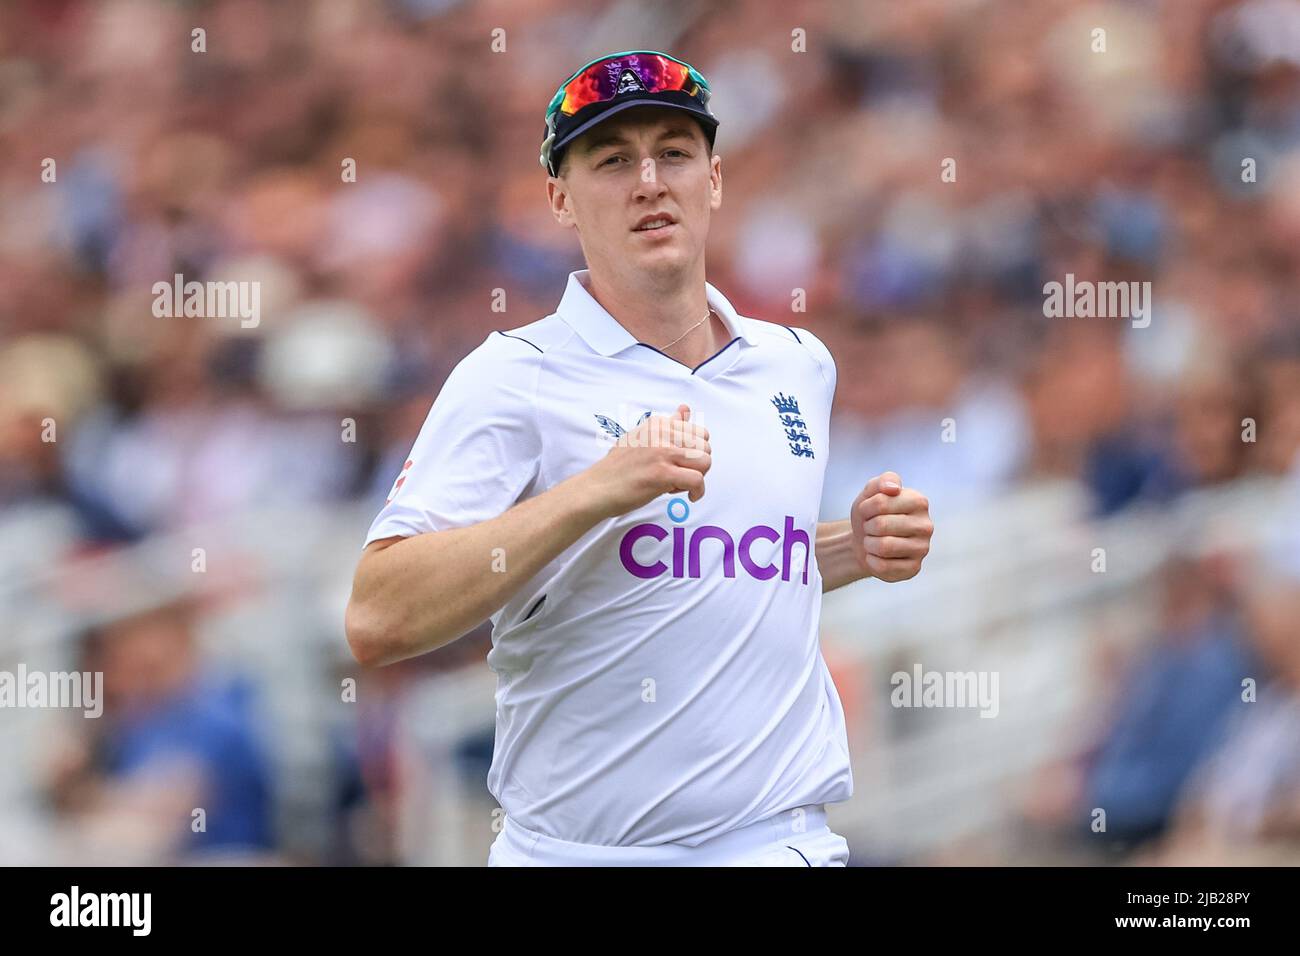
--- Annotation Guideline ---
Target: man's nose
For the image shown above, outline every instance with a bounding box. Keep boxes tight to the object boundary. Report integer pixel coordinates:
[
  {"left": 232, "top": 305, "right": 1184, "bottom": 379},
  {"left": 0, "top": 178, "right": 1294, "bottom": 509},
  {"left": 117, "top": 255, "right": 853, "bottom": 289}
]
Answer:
[{"left": 631, "top": 158, "right": 668, "bottom": 198}]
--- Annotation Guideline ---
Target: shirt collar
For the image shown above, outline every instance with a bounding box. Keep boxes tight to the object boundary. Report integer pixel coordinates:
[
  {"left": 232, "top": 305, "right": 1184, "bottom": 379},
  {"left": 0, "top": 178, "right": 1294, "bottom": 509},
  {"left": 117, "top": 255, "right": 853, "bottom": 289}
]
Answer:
[{"left": 556, "top": 269, "right": 757, "bottom": 357}]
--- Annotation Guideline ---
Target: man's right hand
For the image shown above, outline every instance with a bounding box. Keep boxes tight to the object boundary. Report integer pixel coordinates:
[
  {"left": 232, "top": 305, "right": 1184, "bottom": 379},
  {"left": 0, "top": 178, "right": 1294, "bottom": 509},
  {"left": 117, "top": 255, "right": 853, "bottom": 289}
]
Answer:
[{"left": 584, "top": 403, "right": 712, "bottom": 518}]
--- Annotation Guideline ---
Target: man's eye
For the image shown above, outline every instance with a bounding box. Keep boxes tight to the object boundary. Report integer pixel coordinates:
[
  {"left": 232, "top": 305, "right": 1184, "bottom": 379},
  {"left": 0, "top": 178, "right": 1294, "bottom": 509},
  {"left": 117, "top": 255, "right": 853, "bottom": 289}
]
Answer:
[
  {"left": 664, "top": 149, "right": 687, "bottom": 158},
  {"left": 600, "top": 155, "right": 625, "bottom": 166}
]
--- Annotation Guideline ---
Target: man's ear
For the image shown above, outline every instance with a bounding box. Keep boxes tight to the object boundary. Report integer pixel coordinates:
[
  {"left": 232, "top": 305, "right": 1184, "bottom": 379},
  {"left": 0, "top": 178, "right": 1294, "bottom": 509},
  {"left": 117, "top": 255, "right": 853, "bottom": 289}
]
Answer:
[
  {"left": 547, "top": 176, "right": 575, "bottom": 227},
  {"left": 709, "top": 152, "right": 722, "bottom": 211}
]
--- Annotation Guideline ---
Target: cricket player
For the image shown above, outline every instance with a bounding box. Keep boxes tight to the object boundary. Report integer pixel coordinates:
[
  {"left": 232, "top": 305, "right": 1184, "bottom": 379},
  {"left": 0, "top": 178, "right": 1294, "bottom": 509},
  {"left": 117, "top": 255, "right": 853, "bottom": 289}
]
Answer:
[{"left": 345, "top": 50, "right": 934, "bottom": 866}]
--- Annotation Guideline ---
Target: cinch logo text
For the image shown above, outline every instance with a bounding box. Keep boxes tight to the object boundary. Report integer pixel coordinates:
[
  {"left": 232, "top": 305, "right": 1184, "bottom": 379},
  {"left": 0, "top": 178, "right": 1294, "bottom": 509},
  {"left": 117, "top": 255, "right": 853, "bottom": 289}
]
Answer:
[{"left": 618, "top": 498, "right": 811, "bottom": 584}]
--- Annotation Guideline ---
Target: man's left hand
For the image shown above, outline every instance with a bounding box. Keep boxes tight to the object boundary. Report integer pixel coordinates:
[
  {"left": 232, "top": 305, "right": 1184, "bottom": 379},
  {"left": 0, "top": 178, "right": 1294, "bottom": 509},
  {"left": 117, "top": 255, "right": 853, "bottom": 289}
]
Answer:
[{"left": 849, "top": 471, "right": 933, "bottom": 583}]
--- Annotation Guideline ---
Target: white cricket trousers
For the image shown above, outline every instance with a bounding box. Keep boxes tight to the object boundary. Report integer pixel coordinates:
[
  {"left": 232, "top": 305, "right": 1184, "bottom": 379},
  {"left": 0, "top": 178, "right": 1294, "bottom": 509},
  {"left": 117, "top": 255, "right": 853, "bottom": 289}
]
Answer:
[{"left": 487, "top": 803, "right": 849, "bottom": 867}]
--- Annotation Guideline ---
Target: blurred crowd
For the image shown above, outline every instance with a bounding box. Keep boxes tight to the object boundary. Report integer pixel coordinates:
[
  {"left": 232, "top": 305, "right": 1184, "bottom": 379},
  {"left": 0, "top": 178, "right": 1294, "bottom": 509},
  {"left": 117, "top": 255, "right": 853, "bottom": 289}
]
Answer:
[{"left": 1, "top": 0, "right": 1298, "bottom": 864}]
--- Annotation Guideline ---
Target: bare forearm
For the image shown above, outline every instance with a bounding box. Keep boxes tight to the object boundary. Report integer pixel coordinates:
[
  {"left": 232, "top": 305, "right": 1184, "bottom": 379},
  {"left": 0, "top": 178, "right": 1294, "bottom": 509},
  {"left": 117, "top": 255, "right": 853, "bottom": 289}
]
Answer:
[
  {"left": 817, "top": 519, "right": 869, "bottom": 593},
  {"left": 347, "top": 472, "right": 609, "bottom": 666}
]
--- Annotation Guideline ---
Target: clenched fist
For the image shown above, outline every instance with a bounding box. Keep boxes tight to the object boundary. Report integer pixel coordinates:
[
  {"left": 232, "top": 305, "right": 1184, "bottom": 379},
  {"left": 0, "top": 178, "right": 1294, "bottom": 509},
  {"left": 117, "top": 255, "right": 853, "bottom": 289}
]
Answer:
[
  {"left": 849, "top": 471, "right": 933, "bottom": 583},
  {"left": 585, "top": 403, "right": 712, "bottom": 519}
]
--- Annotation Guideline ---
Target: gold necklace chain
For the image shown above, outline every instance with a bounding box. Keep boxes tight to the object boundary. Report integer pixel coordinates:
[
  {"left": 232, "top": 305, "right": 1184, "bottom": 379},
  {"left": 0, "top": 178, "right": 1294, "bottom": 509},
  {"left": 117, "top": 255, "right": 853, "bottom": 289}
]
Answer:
[{"left": 660, "top": 307, "right": 714, "bottom": 352}]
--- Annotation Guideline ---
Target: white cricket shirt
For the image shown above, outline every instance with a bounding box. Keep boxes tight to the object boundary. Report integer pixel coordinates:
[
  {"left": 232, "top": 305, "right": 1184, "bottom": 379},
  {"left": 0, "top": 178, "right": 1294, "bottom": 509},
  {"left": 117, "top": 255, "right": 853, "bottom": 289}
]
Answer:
[{"left": 364, "top": 269, "right": 854, "bottom": 846}]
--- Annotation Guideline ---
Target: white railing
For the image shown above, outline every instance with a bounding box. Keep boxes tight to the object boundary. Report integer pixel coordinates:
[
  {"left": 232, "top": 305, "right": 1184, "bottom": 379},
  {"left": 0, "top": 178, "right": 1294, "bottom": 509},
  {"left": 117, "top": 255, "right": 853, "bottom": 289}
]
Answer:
[
  {"left": 816, "top": 475, "right": 1295, "bottom": 860},
  {"left": 0, "top": 503, "right": 371, "bottom": 864}
]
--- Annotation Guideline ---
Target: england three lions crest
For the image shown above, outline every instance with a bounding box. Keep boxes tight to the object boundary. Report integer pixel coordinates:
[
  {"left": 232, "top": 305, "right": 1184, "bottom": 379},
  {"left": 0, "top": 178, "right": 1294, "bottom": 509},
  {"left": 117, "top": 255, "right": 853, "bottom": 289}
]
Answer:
[{"left": 771, "top": 392, "right": 814, "bottom": 459}]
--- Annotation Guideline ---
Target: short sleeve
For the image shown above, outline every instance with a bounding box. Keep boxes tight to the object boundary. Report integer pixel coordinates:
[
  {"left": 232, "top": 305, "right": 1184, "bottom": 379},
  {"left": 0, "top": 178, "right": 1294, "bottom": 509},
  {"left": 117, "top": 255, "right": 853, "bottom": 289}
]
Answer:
[
  {"left": 363, "top": 333, "right": 543, "bottom": 547},
  {"left": 791, "top": 327, "right": 837, "bottom": 402}
]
